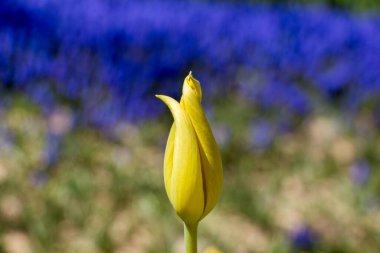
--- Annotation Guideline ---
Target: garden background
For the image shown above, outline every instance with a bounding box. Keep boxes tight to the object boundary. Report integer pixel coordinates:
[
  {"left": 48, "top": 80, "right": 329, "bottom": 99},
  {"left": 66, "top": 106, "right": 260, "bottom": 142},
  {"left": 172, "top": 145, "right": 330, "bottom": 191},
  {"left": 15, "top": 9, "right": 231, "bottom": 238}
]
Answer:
[{"left": 1, "top": 0, "right": 380, "bottom": 252}]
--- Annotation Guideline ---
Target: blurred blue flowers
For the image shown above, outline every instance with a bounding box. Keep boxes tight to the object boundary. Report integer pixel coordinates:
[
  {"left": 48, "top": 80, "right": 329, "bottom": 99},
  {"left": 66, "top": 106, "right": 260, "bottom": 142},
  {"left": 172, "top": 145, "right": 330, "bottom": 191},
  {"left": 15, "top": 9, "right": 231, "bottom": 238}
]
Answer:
[
  {"left": 31, "top": 108, "right": 73, "bottom": 185},
  {"left": 289, "top": 224, "right": 319, "bottom": 251},
  {"left": 249, "top": 120, "right": 275, "bottom": 151},
  {"left": 350, "top": 160, "right": 371, "bottom": 186},
  {"left": 0, "top": 0, "right": 379, "bottom": 127}
]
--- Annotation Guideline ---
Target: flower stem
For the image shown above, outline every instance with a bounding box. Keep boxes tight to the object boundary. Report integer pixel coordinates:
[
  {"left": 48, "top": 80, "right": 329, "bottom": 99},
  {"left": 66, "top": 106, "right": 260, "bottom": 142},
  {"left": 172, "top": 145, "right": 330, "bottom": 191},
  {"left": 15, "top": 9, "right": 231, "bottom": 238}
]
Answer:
[{"left": 184, "top": 222, "right": 198, "bottom": 253}]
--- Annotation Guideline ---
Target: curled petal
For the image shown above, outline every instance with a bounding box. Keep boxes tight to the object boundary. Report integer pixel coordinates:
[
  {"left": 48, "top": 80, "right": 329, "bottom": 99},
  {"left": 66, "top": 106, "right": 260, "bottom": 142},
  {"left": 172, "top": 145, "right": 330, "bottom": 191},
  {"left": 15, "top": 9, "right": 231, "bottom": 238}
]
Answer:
[{"left": 156, "top": 95, "right": 204, "bottom": 224}]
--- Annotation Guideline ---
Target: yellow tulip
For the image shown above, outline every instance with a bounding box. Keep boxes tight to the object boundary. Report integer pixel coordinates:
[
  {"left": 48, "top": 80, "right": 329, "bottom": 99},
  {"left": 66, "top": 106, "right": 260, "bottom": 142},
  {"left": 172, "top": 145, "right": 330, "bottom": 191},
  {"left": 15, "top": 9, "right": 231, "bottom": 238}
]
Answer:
[{"left": 156, "top": 72, "right": 223, "bottom": 225}]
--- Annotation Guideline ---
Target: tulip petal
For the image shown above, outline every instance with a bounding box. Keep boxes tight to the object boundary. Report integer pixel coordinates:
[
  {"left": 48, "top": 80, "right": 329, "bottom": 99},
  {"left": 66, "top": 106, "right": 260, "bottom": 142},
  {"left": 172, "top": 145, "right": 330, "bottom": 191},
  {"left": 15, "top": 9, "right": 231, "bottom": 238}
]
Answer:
[
  {"left": 156, "top": 95, "right": 204, "bottom": 224},
  {"left": 182, "top": 74, "right": 223, "bottom": 218},
  {"left": 163, "top": 123, "right": 175, "bottom": 196}
]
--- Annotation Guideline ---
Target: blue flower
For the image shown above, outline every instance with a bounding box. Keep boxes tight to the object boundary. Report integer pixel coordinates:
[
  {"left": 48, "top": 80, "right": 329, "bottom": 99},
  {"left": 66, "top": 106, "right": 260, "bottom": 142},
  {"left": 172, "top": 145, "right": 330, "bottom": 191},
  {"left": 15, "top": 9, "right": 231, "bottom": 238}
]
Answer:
[
  {"left": 350, "top": 160, "right": 371, "bottom": 186},
  {"left": 289, "top": 225, "right": 319, "bottom": 251}
]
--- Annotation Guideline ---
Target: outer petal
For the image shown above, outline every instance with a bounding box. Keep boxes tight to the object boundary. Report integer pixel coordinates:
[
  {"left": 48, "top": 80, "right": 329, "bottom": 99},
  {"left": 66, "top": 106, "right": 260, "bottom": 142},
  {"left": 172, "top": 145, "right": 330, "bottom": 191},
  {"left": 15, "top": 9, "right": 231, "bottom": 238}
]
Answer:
[
  {"left": 163, "top": 123, "right": 175, "bottom": 198},
  {"left": 182, "top": 73, "right": 223, "bottom": 218},
  {"left": 156, "top": 95, "right": 204, "bottom": 224}
]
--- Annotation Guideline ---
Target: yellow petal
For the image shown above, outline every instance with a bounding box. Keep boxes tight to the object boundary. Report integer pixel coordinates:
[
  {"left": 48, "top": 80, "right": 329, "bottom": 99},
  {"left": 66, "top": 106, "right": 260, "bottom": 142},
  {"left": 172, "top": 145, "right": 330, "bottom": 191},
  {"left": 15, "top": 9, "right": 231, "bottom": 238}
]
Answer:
[
  {"left": 156, "top": 95, "right": 204, "bottom": 224},
  {"left": 163, "top": 123, "right": 175, "bottom": 197},
  {"left": 183, "top": 71, "right": 202, "bottom": 100},
  {"left": 181, "top": 73, "right": 223, "bottom": 218}
]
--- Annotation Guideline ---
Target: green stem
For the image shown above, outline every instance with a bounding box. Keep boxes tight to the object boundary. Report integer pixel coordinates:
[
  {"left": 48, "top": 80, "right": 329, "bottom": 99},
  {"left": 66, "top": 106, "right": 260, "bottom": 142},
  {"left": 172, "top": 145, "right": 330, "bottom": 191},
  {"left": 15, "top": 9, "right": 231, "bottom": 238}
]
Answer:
[{"left": 184, "top": 222, "right": 198, "bottom": 253}]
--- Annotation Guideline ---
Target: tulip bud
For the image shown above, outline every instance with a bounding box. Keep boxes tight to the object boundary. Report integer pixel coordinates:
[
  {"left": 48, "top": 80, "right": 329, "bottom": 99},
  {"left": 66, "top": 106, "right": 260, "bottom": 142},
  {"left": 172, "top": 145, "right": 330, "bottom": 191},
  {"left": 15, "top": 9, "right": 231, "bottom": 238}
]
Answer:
[{"left": 156, "top": 72, "right": 223, "bottom": 225}]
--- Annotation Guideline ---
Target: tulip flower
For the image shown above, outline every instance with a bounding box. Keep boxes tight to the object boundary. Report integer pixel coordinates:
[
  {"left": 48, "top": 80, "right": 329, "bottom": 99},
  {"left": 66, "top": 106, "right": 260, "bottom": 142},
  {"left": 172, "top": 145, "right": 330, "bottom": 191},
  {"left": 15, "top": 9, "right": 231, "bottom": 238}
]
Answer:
[{"left": 156, "top": 72, "right": 223, "bottom": 253}]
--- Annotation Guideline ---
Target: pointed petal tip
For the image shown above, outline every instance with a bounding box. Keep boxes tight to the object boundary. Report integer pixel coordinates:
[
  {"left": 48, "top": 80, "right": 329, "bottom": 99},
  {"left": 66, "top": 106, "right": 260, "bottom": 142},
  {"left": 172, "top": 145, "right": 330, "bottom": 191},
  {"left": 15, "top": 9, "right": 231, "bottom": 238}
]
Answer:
[
  {"left": 155, "top": 94, "right": 166, "bottom": 101},
  {"left": 183, "top": 71, "right": 202, "bottom": 100},
  {"left": 155, "top": 95, "right": 179, "bottom": 111}
]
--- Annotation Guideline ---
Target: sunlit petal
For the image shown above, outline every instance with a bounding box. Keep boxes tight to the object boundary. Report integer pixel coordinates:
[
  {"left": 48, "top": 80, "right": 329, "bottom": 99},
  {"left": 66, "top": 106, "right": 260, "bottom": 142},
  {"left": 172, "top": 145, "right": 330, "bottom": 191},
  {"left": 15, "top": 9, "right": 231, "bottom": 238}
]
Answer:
[
  {"left": 156, "top": 95, "right": 204, "bottom": 224},
  {"left": 182, "top": 73, "right": 223, "bottom": 217}
]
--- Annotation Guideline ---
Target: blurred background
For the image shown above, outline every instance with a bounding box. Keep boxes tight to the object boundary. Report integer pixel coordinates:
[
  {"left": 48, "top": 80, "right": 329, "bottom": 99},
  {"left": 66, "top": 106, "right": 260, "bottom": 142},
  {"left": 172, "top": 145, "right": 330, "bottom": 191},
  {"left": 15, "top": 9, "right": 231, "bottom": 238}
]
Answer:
[{"left": 1, "top": 0, "right": 380, "bottom": 252}]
